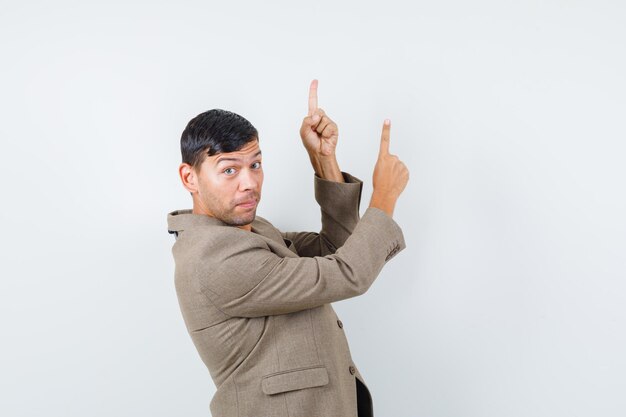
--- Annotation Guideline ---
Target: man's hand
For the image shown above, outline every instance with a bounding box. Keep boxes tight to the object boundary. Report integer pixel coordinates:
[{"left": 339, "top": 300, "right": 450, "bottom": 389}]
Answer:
[
  {"left": 369, "top": 119, "right": 410, "bottom": 217},
  {"left": 299, "top": 79, "right": 343, "bottom": 182},
  {"left": 299, "top": 79, "right": 338, "bottom": 157}
]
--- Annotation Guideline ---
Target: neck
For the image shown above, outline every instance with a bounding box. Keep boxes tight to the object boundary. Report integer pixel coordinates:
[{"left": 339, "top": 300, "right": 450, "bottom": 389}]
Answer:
[{"left": 191, "top": 200, "right": 253, "bottom": 232}]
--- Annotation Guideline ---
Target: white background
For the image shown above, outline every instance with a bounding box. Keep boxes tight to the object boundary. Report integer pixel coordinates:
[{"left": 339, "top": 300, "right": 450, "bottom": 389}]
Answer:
[{"left": 1, "top": 1, "right": 625, "bottom": 416}]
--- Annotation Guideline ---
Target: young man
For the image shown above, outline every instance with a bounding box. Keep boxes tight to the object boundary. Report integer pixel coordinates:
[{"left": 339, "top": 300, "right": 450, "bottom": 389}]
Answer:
[{"left": 167, "top": 80, "right": 409, "bottom": 417}]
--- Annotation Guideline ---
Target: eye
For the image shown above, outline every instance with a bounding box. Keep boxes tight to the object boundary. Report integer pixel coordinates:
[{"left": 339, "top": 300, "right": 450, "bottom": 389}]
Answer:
[
  {"left": 224, "top": 167, "right": 236, "bottom": 175},
  {"left": 252, "top": 161, "right": 262, "bottom": 169}
]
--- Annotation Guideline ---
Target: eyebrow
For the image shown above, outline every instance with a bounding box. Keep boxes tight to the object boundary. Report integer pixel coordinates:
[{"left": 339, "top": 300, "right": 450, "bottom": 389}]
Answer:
[{"left": 215, "top": 150, "right": 262, "bottom": 165}]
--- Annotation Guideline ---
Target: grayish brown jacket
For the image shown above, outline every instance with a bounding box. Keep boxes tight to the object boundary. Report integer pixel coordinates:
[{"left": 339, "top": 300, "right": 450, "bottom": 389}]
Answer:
[{"left": 167, "top": 171, "right": 406, "bottom": 417}]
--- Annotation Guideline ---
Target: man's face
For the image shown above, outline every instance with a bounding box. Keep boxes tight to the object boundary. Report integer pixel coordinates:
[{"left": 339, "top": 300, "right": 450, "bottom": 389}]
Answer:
[{"left": 192, "top": 139, "right": 263, "bottom": 228}]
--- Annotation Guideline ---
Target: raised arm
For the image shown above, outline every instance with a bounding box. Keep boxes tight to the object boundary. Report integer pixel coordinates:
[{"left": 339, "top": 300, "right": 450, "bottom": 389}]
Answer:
[
  {"left": 198, "top": 206, "right": 405, "bottom": 318},
  {"left": 282, "top": 79, "right": 361, "bottom": 256},
  {"left": 281, "top": 171, "right": 363, "bottom": 257}
]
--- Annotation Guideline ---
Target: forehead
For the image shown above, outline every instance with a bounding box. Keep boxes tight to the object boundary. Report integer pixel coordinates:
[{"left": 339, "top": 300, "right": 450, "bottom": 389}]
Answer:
[{"left": 208, "top": 140, "right": 262, "bottom": 165}]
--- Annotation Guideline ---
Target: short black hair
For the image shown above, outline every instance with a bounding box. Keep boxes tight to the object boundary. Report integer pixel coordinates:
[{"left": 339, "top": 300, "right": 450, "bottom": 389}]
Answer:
[{"left": 180, "top": 109, "right": 259, "bottom": 172}]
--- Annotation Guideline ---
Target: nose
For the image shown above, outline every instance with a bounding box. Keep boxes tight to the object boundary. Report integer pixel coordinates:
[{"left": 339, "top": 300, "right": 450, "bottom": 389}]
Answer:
[{"left": 238, "top": 167, "right": 259, "bottom": 192}]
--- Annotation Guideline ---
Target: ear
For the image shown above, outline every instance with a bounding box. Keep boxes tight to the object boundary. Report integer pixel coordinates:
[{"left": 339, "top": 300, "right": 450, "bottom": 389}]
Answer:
[{"left": 179, "top": 163, "right": 199, "bottom": 194}]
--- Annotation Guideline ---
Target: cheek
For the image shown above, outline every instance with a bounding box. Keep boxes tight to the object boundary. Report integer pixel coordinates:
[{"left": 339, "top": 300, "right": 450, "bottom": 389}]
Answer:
[
  {"left": 217, "top": 181, "right": 239, "bottom": 204},
  {"left": 203, "top": 176, "right": 230, "bottom": 202}
]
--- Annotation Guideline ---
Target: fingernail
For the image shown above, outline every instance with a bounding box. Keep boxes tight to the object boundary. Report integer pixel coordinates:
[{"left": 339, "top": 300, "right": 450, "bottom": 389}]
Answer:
[{"left": 384, "top": 119, "right": 390, "bottom": 125}]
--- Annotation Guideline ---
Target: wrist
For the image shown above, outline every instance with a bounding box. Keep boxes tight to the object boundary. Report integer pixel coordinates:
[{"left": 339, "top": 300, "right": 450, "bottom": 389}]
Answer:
[
  {"left": 369, "top": 192, "right": 397, "bottom": 217},
  {"left": 309, "top": 153, "right": 344, "bottom": 182}
]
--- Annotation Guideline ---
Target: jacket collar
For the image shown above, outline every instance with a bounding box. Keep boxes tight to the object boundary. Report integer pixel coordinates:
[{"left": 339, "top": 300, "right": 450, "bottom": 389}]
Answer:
[
  {"left": 167, "top": 209, "right": 297, "bottom": 255},
  {"left": 167, "top": 209, "right": 268, "bottom": 236},
  {"left": 167, "top": 209, "right": 226, "bottom": 232}
]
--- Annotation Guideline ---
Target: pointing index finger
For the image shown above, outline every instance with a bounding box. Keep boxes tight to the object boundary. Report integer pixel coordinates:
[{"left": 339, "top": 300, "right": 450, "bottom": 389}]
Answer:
[
  {"left": 308, "top": 79, "right": 318, "bottom": 116},
  {"left": 379, "top": 119, "right": 391, "bottom": 156}
]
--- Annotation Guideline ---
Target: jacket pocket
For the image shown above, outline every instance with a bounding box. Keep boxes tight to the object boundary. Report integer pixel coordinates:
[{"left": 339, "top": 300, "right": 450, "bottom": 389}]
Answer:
[{"left": 261, "top": 365, "right": 329, "bottom": 395}]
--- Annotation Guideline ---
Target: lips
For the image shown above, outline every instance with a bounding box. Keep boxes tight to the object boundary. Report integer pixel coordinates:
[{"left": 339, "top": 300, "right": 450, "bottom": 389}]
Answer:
[{"left": 237, "top": 199, "right": 256, "bottom": 208}]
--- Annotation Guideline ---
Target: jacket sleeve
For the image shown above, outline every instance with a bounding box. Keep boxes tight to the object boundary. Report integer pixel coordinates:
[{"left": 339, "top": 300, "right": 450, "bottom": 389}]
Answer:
[
  {"left": 281, "top": 171, "right": 363, "bottom": 257},
  {"left": 199, "top": 206, "right": 406, "bottom": 318}
]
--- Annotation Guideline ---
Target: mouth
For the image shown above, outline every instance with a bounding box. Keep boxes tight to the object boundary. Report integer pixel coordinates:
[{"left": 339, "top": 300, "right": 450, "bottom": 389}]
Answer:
[{"left": 237, "top": 199, "right": 257, "bottom": 209}]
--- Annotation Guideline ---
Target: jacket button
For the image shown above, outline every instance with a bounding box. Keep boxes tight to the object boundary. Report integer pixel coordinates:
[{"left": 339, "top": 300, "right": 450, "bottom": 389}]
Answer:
[
  {"left": 337, "top": 319, "right": 343, "bottom": 328},
  {"left": 349, "top": 366, "right": 356, "bottom": 375}
]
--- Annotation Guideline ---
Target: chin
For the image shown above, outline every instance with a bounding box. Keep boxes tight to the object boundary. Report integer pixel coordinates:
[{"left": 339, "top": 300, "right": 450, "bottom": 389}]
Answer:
[{"left": 226, "top": 212, "right": 256, "bottom": 227}]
